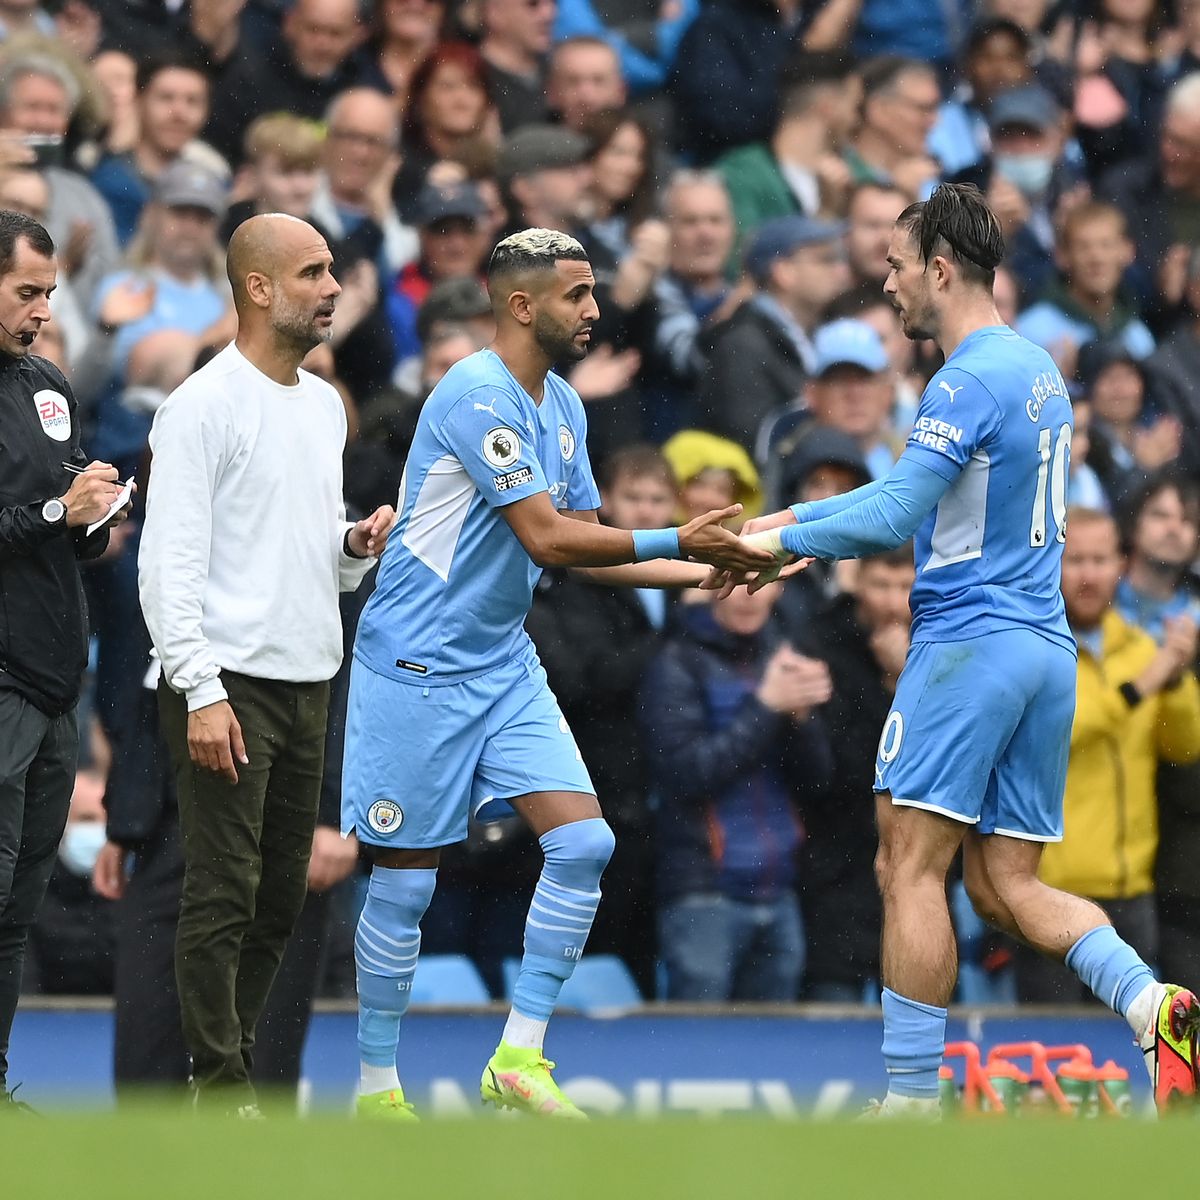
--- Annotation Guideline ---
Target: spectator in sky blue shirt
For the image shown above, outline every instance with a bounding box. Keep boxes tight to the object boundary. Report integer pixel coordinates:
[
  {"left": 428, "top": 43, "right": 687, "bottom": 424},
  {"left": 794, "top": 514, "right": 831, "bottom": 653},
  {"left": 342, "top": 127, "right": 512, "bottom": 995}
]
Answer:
[
  {"left": 90, "top": 162, "right": 232, "bottom": 472},
  {"left": 553, "top": 0, "right": 699, "bottom": 93},
  {"left": 1017, "top": 201, "right": 1156, "bottom": 376}
]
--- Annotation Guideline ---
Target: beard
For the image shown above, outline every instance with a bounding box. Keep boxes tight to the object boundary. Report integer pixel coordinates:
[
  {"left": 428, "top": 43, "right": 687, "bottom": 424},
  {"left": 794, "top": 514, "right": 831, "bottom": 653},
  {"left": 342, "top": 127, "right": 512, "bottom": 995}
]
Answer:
[
  {"left": 271, "top": 291, "right": 333, "bottom": 349},
  {"left": 899, "top": 304, "right": 937, "bottom": 342},
  {"left": 533, "top": 309, "right": 588, "bottom": 363},
  {"left": 1142, "top": 546, "right": 1192, "bottom": 574},
  {"left": 1066, "top": 603, "right": 1106, "bottom": 630},
  {"left": 896, "top": 284, "right": 938, "bottom": 342}
]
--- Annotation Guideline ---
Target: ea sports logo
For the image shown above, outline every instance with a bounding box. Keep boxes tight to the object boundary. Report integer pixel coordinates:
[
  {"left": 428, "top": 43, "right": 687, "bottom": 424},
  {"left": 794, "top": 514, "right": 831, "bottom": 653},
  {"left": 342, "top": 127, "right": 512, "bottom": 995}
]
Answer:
[
  {"left": 482, "top": 426, "right": 521, "bottom": 469},
  {"left": 34, "top": 389, "right": 71, "bottom": 442},
  {"left": 367, "top": 799, "right": 403, "bottom": 835}
]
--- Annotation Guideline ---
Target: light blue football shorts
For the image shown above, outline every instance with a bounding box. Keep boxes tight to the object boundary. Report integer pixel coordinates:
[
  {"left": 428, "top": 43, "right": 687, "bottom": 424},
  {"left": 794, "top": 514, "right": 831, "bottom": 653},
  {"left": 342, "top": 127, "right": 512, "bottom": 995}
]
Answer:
[
  {"left": 341, "top": 646, "right": 595, "bottom": 849},
  {"left": 874, "top": 628, "right": 1076, "bottom": 841}
]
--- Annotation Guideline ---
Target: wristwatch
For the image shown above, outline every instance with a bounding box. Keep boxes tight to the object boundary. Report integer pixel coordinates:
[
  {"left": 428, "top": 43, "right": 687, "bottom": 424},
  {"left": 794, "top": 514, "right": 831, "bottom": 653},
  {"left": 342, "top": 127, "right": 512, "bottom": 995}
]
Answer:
[{"left": 41, "top": 497, "right": 66, "bottom": 525}]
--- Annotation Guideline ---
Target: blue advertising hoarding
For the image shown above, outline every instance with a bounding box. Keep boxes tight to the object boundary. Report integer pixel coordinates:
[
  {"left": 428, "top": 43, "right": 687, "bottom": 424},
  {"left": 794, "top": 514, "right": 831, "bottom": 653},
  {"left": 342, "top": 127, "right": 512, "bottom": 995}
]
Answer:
[{"left": 9, "top": 1004, "right": 1150, "bottom": 1115}]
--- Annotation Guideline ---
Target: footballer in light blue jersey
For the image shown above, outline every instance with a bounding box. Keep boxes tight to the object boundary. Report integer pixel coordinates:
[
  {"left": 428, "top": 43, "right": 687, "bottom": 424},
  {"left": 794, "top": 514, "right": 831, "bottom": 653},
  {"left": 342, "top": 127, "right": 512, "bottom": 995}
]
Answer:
[
  {"left": 769, "top": 324, "right": 1077, "bottom": 839},
  {"left": 342, "top": 228, "right": 772, "bottom": 1122},
  {"left": 354, "top": 347, "right": 601, "bottom": 687},
  {"left": 902, "top": 325, "right": 1074, "bottom": 656},
  {"left": 740, "top": 185, "right": 1196, "bottom": 1117},
  {"left": 870, "top": 326, "right": 1076, "bottom": 837}
]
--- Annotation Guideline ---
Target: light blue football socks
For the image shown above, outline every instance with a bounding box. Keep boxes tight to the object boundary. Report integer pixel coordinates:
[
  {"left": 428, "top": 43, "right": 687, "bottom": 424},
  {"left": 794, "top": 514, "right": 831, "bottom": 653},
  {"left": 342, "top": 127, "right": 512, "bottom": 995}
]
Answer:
[
  {"left": 355, "top": 866, "right": 437, "bottom": 1091},
  {"left": 1065, "top": 924, "right": 1156, "bottom": 1019},
  {"left": 882, "top": 987, "right": 947, "bottom": 1100},
  {"left": 505, "top": 818, "right": 615, "bottom": 1046}
]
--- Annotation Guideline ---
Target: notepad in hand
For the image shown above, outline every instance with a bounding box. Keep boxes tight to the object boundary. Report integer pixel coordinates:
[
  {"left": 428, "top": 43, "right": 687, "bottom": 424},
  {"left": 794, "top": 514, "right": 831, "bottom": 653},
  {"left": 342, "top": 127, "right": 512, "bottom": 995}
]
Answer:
[{"left": 88, "top": 477, "right": 134, "bottom": 536}]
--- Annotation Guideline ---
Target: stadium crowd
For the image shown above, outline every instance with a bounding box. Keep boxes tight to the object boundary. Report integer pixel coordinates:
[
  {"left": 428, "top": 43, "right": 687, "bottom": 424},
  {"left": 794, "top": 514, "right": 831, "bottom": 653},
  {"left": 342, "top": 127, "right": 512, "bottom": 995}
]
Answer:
[{"left": 9, "top": 0, "right": 1200, "bottom": 1056}]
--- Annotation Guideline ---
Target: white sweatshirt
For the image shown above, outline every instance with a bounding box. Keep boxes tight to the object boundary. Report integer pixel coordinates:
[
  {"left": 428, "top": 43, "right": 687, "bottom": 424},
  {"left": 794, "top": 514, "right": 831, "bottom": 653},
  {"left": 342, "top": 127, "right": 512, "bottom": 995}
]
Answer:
[{"left": 138, "top": 342, "right": 374, "bottom": 712}]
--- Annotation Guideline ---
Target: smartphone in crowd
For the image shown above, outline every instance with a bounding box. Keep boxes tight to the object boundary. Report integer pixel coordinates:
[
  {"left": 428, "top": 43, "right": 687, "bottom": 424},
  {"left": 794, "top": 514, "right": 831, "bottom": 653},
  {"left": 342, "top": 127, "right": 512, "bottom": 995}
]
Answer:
[{"left": 21, "top": 135, "right": 64, "bottom": 170}]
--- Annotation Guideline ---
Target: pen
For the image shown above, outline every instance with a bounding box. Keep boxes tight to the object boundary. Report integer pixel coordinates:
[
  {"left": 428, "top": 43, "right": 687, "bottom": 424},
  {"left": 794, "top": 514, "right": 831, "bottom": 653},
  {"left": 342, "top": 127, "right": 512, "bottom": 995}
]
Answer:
[{"left": 62, "top": 462, "right": 123, "bottom": 476}]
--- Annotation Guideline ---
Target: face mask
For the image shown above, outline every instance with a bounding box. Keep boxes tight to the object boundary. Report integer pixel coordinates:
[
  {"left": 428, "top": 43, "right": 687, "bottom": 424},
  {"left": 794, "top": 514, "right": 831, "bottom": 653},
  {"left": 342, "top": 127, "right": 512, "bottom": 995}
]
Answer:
[
  {"left": 121, "top": 385, "right": 168, "bottom": 416},
  {"left": 994, "top": 152, "right": 1054, "bottom": 198},
  {"left": 58, "top": 822, "right": 107, "bottom": 877}
]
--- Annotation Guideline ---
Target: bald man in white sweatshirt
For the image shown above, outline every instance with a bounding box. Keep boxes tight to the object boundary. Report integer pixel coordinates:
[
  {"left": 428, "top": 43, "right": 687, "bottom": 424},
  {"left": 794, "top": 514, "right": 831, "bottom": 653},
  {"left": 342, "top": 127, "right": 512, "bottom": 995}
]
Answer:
[{"left": 138, "top": 215, "right": 395, "bottom": 1116}]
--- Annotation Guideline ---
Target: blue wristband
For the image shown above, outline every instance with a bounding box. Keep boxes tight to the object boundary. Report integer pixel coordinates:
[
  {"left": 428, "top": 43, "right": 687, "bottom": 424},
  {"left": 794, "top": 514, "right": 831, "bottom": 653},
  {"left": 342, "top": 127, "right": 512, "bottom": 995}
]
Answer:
[{"left": 632, "top": 527, "right": 681, "bottom": 561}]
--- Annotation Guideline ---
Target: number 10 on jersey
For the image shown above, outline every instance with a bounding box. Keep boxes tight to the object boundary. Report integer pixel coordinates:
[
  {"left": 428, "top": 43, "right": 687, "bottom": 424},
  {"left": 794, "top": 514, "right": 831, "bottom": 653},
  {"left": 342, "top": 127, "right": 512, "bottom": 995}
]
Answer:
[{"left": 1031, "top": 423, "right": 1071, "bottom": 548}]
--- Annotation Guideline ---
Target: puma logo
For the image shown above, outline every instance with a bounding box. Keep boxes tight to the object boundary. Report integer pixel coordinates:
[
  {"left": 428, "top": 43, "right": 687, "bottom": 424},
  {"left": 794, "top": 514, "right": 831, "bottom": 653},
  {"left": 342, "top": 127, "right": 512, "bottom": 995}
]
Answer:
[
  {"left": 938, "top": 381, "right": 963, "bottom": 403},
  {"left": 474, "top": 400, "right": 500, "bottom": 418}
]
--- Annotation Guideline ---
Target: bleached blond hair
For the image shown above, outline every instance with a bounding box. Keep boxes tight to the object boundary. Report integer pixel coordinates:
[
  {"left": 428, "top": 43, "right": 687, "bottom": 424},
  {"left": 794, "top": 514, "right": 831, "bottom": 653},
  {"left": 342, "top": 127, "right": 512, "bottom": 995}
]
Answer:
[
  {"left": 486, "top": 227, "right": 590, "bottom": 306},
  {"left": 490, "top": 227, "right": 586, "bottom": 265}
]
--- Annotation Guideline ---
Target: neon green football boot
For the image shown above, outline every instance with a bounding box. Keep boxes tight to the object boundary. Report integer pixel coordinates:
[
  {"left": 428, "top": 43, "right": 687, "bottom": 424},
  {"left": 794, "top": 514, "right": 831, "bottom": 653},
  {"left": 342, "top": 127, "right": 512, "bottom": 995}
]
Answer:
[
  {"left": 355, "top": 1085, "right": 419, "bottom": 1122},
  {"left": 1140, "top": 984, "right": 1200, "bottom": 1112},
  {"left": 480, "top": 1041, "right": 586, "bottom": 1119}
]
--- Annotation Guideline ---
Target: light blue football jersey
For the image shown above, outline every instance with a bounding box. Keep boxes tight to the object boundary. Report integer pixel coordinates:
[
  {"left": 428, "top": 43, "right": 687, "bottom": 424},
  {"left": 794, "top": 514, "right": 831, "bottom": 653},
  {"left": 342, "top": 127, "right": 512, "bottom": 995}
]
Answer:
[
  {"left": 904, "top": 324, "right": 1075, "bottom": 653},
  {"left": 354, "top": 348, "right": 601, "bottom": 683}
]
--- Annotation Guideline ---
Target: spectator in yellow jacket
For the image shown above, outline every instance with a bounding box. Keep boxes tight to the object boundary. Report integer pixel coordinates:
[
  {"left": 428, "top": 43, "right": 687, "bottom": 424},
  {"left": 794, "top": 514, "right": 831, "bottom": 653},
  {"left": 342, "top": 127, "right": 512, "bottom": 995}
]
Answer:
[
  {"left": 1114, "top": 472, "right": 1200, "bottom": 985},
  {"left": 1015, "top": 507, "right": 1200, "bottom": 1003}
]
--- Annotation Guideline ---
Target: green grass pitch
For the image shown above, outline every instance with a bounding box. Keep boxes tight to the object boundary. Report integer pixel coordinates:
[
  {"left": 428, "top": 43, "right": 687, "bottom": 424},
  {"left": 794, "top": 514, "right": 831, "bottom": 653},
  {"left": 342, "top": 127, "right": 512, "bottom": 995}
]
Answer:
[{"left": 1, "top": 1113, "right": 1190, "bottom": 1200}]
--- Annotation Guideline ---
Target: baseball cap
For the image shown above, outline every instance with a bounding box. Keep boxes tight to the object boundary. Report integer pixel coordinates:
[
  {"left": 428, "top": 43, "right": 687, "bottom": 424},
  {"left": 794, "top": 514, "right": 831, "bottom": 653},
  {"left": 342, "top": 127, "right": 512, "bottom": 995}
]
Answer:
[
  {"left": 413, "top": 180, "right": 485, "bottom": 228},
  {"left": 987, "top": 84, "right": 1060, "bottom": 135},
  {"left": 813, "top": 319, "right": 888, "bottom": 376},
  {"left": 416, "top": 276, "right": 492, "bottom": 344},
  {"left": 498, "top": 125, "right": 589, "bottom": 185},
  {"left": 778, "top": 423, "right": 872, "bottom": 501},
  {"left": 1075, "top": 338, "right": 1147, "bottom": 393},
  {"left": 155, "top": 161, "right": 227, "bottom": 217},
  {"left": 744, "top": 215, "right": 846, "bottom": 281}
]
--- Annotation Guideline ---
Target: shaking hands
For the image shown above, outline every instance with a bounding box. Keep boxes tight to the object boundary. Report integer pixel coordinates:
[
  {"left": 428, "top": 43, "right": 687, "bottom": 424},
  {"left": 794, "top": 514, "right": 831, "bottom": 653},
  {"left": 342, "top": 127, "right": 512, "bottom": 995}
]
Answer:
[
  {"left": 698, "top": 508, "right": 812, "bottom": 598},
  {"left": 675, "top": 504, "right": 779, "bottom": 574}
]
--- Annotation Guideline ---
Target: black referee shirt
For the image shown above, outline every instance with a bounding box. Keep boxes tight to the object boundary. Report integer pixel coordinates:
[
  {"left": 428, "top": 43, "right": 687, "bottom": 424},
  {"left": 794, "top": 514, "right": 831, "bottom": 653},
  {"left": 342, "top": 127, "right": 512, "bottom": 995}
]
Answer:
[{"left": 0, "top": 353, "right": 109, "bottom": 717}]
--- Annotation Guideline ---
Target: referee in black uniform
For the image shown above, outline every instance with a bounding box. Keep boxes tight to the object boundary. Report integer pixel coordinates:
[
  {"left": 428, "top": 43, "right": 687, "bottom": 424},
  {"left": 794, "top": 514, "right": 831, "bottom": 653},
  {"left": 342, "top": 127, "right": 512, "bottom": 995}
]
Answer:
[{"left": 0, "top": 211, "right": 129, "bottom": 1107}]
